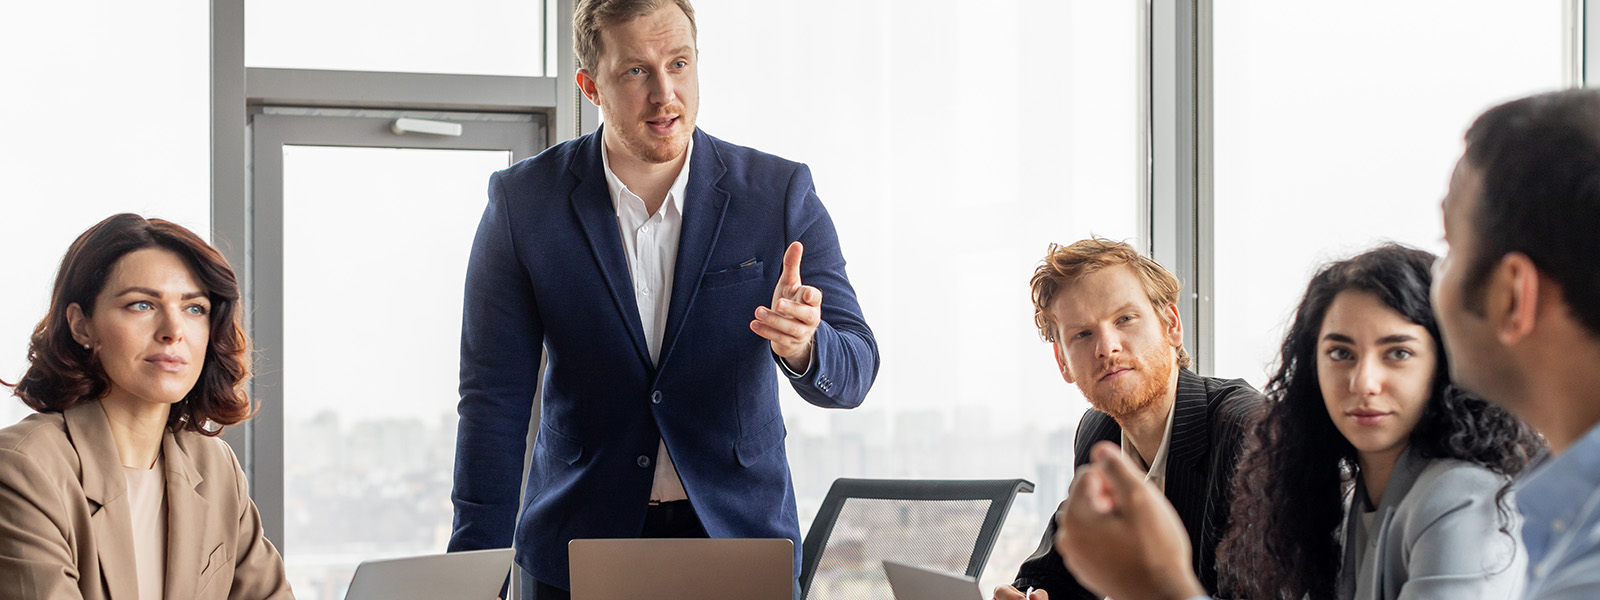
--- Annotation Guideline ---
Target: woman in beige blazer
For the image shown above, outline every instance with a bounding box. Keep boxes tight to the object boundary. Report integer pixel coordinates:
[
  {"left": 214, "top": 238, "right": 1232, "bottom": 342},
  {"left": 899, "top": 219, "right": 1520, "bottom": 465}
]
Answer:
[{"left": 0, "top": 214, "right": 292, "bottom": 599}]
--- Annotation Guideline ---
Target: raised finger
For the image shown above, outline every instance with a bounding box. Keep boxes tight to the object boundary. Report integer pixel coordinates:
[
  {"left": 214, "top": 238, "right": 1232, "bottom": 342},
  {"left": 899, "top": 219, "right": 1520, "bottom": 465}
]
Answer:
[{"left": 778, "top": 241, "right": 804, "bottom": 288}]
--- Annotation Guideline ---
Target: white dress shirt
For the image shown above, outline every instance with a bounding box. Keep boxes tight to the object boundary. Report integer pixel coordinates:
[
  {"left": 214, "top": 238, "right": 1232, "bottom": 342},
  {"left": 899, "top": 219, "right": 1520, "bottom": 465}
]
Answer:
[
  {"left": 601, "top": 138, "right": 694, "bottom": 503},
  {"left": 1121, "top": 402, "right": 1176, "bottom": 493}
]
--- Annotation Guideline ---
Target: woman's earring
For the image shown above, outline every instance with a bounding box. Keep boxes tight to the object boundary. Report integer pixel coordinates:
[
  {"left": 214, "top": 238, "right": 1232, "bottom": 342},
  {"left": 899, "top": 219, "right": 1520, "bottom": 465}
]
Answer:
[{"left": 82, "top": 343, "right": 91, "bottom": 350}]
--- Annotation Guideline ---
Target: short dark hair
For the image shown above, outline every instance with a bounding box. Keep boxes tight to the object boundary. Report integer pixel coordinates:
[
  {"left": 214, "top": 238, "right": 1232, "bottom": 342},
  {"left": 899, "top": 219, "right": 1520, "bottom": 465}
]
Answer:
[
  {"left": 574, "top": 0, "right": 697, "bottom": 72},
  {"left": 1463, "top": 88, "right": 1600, "bottom": 335},
  {"left": 6, "top": 214, "right": 254, "bottom": 435}
]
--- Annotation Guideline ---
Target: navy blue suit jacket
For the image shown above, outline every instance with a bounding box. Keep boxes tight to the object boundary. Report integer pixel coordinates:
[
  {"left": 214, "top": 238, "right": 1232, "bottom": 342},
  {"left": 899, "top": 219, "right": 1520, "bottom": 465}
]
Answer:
[{"left": 448, "top": 127, "right": 879, "bottom": 589}]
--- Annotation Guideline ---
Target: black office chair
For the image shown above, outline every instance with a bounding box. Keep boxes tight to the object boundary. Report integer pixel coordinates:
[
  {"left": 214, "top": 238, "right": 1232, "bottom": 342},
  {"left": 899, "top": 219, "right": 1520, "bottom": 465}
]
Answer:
[{"left": 798, "top": 478, "right": 1035, "bottom": 600}]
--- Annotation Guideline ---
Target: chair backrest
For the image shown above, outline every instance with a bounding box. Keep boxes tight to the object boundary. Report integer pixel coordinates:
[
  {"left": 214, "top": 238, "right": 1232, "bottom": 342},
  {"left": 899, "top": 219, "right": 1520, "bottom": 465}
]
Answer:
[{"left": 798, "top": 478, "right": 1035, "bottom": 600}]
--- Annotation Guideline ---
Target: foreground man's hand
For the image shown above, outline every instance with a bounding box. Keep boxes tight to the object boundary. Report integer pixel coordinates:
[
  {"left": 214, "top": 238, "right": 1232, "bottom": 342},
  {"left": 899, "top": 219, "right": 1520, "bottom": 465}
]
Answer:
[
  {"left": 993, "top": 584, "right": 1048, "bottom": 599},
  {"left": 1053, "top": 442, "right": 1207, "bottom": 600}
]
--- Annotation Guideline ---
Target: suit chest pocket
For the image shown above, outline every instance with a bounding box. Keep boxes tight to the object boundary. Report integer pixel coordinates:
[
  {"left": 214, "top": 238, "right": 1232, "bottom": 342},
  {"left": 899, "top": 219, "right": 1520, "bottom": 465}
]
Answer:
[{"left": 701, "top": 260, "right": 764, "bottom": 289}]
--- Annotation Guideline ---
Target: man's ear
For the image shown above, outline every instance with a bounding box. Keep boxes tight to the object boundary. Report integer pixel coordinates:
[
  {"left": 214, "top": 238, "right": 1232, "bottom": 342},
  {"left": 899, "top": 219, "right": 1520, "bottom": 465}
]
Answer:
[
  {"left": 1162, "top": 302, "right": 1185, "bottom": 348},
  {"left": 1494, "top": 252, "right": 1541, "bottom": 346},
  {"left": 1052, "top": 341, "right": 1075, "bottom": 384},
  {"left": 576, "top": 69, "right": 600, "bottom": 106}
]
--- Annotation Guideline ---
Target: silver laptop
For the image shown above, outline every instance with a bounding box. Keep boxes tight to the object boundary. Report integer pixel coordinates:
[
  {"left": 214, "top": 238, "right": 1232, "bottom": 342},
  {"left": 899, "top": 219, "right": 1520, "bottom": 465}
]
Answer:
[
  {"left": 883, "top": 560, "right": 984, "bottom": 600},
  {"left": 344, "top": 548, "right": 515, "bottom": 600},
  {"left": 569, "top": 538, "right": 793, "bottom": 600}
]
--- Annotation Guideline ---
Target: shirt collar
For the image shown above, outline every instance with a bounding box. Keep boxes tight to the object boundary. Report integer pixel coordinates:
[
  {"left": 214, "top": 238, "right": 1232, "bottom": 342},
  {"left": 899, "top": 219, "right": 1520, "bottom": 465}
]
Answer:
[
  {"left": 600, "top": 134, "right": 693, "bottom": 219},
  {"left": 1122, "top": 399, "right": 1178, "bottom": 481},
  {"left": 1519, "top": 421, "right": 1600, "bottom": 530}
]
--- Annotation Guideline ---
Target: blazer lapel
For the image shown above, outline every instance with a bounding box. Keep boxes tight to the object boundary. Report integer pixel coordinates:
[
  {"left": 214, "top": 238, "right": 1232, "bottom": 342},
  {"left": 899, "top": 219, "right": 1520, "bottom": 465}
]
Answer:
[
  {"left": 1342, "top": 445, "right": 1428, "bottom": 599},
  {"left": 161, "top": 433, "right": 207, "bottom": 600},
  {"left": 65, "top": 402, "right": 140, "bottom": 600},
  {"left": 568, "top": 126, "right": 653, "bottom": 368},
  {"left": 1367, "top": 506, "right": 1398, "bottom": 596},
  {"left": 1336, "top": 487, "right": 1362, "bottom": 599},
  {"left": 657, "top": 130, "right": 731, "bottom": 374},
  {"left": 1366, "top": 447, "right": 1428, "bottom": 591},
  {"left": 1162, "top": 369, "right": 1212, "bottom": 570},
  {"left": 1375, "top": 446, "right": 1429, "bottom": 512}
]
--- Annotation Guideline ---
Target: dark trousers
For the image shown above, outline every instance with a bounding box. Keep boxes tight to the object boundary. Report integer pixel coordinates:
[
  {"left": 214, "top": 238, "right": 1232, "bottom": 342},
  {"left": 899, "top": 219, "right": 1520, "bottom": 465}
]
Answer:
[{"left": 522, "top": 500, "right": 709, "bottom": 600}]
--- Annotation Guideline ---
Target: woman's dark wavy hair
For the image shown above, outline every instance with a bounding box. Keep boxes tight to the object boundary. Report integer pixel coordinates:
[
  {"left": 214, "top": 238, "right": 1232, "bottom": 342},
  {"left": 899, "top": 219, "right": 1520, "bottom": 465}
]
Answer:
[
  {"left": 3, "top": 213, "right": 254, "bottom": 435},
  {"left": 1216, "top": 243, "right": 1543, "bottom": 600}
]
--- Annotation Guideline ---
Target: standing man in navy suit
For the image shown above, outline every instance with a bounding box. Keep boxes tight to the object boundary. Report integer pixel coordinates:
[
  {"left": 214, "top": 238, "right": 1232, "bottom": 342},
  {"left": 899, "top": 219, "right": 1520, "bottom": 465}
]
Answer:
[{"left": 446, "top": 1, "right": 880, "bottom": 598}]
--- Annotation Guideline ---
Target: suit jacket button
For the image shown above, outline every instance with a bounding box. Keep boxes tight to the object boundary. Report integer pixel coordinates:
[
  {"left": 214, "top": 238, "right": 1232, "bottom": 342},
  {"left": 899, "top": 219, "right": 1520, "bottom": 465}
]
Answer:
[
  {"left": 651, "top": 390, "right": 663, "bottom": 405},
  {"left": 638, "top": 455, "right": 652, "bottom": 468}
]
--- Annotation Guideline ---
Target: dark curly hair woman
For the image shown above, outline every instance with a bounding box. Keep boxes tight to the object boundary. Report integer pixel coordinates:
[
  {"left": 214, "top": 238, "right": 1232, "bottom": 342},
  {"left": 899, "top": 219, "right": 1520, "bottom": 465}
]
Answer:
[{"left": 1217, "top": 243, "right": 1544, "bottom": 600}]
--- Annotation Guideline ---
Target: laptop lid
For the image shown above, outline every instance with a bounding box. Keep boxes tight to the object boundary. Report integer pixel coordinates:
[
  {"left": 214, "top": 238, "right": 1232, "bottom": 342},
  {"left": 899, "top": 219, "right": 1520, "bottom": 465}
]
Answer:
[
  {"left": 883, "top": 560, "right": 984, "bottom": 600},
  {"left": 569, "top": 538, "right": 793, "bottom": 600},
  {"left": 344, "top": 548, "right": 515, "bottom": 600}
]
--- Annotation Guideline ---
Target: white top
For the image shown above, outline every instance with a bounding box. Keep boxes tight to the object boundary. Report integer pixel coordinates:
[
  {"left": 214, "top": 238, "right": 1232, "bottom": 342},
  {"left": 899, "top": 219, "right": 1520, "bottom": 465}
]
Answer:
[
  {"left": 124, "top": 455, "right": 167, "bottom": 600},
  {"left": 1121, "top": 402, "right": 1177, "bottom": 493},
  {"left": 601, "top": 138, "right": 694, "bottom": 503}
]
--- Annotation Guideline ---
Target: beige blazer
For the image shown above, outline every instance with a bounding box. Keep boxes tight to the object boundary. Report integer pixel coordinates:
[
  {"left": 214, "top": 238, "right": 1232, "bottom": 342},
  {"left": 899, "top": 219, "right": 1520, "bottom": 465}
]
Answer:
[{"left": 0, "top": 401, "right": 293, "bottom": 599}]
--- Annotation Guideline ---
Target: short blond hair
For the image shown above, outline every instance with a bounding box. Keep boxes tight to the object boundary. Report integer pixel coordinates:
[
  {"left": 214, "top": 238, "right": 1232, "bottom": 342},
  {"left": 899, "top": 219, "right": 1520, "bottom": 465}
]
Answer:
[
  {"left": 1029, "top": 237, "right": 1191, "bottom": 369},
  {"left": 574, "top": 0, "right": 698, "bottom": 72}
]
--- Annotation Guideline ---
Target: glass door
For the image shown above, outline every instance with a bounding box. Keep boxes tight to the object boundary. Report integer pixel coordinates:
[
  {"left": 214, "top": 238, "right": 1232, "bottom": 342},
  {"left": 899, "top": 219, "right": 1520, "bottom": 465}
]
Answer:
[{"left": 248, "top": 110, "right": 543, "bottom": 599}]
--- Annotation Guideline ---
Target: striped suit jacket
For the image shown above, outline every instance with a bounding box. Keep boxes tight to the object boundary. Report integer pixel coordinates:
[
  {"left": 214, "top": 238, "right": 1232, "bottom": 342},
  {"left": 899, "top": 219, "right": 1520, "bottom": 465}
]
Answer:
[{"left": 1012, "top": 368, "right": 1262, "bottom": 599}]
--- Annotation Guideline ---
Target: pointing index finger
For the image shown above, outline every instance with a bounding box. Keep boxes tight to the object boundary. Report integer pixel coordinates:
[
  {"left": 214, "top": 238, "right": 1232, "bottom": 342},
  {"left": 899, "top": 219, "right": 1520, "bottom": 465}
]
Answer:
[{"left": 779, "top": 241, "right": 804, "bottom": 288}]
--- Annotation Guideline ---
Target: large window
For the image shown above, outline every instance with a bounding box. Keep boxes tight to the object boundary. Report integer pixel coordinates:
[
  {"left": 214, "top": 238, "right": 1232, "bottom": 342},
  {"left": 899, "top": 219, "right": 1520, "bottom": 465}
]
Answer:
[
  {"left": 693, "top": 0, "right": 1142, "bottom": 591},
  {"left": 276, "top": 145, "right": 512, "bottom": 598},
  {"left": 0, "top": 3, "right": 210, "bottom": 428},
  {"left": 246, "top": 0, "right": 552, "bottom": 76},
  {"left": 1212, "top": 1, "right": 1568, "bottom": 387}
]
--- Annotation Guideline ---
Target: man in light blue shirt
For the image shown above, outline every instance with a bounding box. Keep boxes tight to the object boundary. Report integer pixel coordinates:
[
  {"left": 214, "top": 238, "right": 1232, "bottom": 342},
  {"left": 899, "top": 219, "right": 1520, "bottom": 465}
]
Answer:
[
  {"left": 1046, "top": 89, "right": 1600, "bottom": 600},
  {"left": 1431, "top": 89, "right": 1600, "bottom": 599},
  {"left": 1514, "top": 428, "right": 1600, "bottom": 598}
]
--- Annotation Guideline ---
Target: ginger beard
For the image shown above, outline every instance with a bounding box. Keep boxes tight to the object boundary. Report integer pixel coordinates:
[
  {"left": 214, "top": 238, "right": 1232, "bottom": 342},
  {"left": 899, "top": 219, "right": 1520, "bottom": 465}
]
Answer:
[{"left": 1077, "top": 340, "right": 1176, "bottom": 422}]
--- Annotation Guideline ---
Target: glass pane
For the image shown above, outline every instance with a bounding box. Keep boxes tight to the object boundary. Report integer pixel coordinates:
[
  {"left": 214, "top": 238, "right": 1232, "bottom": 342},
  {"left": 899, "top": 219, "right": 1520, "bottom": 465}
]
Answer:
[
  {"left": 692, "top": 0, "right": 1141, "bottom": 590},
  {"left": 0, "top": 2, "right": 210, "bottom": 428},
  {"left": 246, "top": 0, "right": 545, "bottom": 76},
  {"left": 280, "top": 146, "right": 509, "bottom": 599},
  {"left": 1213, "top": 1, "right": 1566, "bottom": 388}
]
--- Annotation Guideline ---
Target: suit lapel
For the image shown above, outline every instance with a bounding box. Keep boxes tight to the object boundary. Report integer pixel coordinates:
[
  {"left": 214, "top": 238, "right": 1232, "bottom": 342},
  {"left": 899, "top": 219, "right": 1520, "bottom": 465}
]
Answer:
[
  {"left": 1337, "top": 486, "right": 1362, "bottom": 598},
  {"left": 1162, "top": 369, "right": 1211, "bottom": 570},
  {"left": 161, "top": 433, "right": 207, "bottom": 600},
  {"left": 1363, "top": 446, "right": 1428, "bottom": 595},
  {"left": 657, "top": 130, "right": 731, "bottom": 374},
  {"left": 1343, "top": 449, "right": 1427, "bottom": 599},
  {"left": 65, "top": 402, "right": 140, "bottom": 600},
  {"left": 568, "top": 126, "right": 653, "bottom": 368}
]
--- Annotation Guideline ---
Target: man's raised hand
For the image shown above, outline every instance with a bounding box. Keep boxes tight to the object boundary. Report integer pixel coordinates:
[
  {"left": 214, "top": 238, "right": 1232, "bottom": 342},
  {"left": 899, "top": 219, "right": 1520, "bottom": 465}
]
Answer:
[{"left": 752, "top": 241, "right": 822, "bottom": 373}]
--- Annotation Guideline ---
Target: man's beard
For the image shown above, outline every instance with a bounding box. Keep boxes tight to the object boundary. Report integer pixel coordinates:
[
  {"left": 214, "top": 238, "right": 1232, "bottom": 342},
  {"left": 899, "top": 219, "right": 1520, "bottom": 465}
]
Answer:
[
  {"left": 1076, "top": 344, "right": 1176, "bottom": 422},
  {"left": 613, "top": 105, "right": 693, "bottom": 164}
]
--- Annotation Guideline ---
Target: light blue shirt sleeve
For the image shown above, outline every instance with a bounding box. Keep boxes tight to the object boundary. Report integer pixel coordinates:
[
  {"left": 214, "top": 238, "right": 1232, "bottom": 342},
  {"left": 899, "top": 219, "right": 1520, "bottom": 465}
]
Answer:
[{"left": 1518, "top": 424, "right": 1600, "bottom": 599}]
